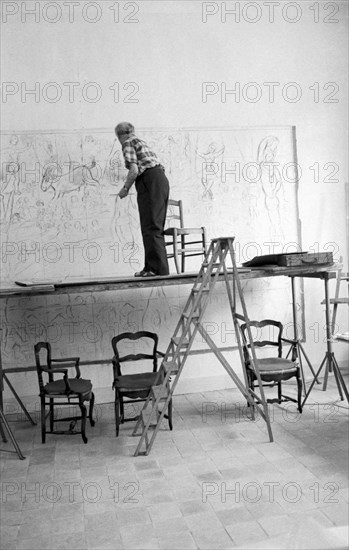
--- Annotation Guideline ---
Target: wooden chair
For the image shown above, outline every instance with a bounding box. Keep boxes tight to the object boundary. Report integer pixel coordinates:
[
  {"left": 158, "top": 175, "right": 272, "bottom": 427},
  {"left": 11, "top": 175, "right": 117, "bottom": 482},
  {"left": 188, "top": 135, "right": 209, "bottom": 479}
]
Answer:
[
  {"left": 240, "top": 320, "right": 303, "bottom": 413},
  {"left": 321, "top": 260, "right": 349, "bottom": 390},
  {"left": 111, "top": 331, "right": 173, "bottom": 436},
  {"left": 34, "top": 342, "right": 95, "bottom": 444},
  {"left": 164, "top": 199, "right": 207, "bottom": 274},
  {"left": 327, "top": 260, "right": 349, "bottom": 339}
]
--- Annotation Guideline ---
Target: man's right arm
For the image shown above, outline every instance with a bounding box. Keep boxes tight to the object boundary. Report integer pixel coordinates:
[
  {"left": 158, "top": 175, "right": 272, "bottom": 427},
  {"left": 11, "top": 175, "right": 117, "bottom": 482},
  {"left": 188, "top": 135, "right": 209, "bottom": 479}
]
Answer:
[{"left": 118, "top": 163, "right": 138, "bottom": 198}]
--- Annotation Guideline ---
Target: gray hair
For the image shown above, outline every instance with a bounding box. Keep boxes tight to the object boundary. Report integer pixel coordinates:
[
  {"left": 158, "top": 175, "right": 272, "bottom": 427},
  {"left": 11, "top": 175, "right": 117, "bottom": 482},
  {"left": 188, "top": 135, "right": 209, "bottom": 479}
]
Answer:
[{"left": 115, "top": 122, "right": 135, "bottom": 136}]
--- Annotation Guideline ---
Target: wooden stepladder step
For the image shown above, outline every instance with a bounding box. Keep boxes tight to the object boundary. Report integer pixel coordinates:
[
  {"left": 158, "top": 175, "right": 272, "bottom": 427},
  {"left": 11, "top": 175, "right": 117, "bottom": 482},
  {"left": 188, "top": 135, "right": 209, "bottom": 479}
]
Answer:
[{"left": 132, "top": 237, "right": 274, "bottom": 456}]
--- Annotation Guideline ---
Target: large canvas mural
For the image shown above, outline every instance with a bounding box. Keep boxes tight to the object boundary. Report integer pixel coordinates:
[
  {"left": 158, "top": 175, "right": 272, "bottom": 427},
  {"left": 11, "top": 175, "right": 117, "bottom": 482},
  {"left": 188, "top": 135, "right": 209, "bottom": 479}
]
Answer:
[{"left": 0, "top": 127, "right": 302, "bottom": 382}]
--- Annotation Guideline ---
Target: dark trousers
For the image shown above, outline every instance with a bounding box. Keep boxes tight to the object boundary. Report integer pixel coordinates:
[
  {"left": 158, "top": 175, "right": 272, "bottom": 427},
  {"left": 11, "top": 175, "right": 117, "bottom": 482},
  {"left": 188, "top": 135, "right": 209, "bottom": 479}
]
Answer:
[{"left": 135, "top": 166, "right": 170, "bottom": 275}]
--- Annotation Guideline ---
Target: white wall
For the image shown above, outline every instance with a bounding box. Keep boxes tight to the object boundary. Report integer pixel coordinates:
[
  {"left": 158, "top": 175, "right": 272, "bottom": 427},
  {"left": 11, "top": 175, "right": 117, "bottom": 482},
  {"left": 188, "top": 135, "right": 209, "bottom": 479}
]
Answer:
[{"left": 1, "top": 1, "right": 348, "bottom": 407}]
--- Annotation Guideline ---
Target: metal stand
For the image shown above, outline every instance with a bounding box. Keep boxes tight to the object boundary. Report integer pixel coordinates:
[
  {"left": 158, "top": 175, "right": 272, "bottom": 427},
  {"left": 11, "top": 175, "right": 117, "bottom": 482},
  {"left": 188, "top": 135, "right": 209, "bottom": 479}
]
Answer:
[
  {"left": 302, "top": 274, "right": 348, "bottom": 407},
  {"left": 2, "top": 372, "right": 37, "bottom": 425},
  {"left": 0, "top": 407, "right": 26, "bottom": 460},
  {"left": 286, "top": 276, "right": 321, "bottom": 392},
  {"left": 0, "top": 328, "right": 29, "bottom": 460},
  {"left": 0, "top": 325, "right": 36, "bottom": 425}
]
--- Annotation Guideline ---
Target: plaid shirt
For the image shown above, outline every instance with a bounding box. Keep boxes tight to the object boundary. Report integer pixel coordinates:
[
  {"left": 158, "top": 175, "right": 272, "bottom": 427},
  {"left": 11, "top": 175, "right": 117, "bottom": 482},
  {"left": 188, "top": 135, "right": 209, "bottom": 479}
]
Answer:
[{"left": 122, "top": 135, "right": 160, "bottom": 175}]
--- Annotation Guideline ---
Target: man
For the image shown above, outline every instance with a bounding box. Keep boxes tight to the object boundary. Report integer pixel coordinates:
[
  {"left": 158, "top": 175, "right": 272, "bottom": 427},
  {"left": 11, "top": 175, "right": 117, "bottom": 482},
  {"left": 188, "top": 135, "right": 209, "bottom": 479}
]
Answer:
[{"left": 116, "top": 122, "right": 170, "bottom": 277}]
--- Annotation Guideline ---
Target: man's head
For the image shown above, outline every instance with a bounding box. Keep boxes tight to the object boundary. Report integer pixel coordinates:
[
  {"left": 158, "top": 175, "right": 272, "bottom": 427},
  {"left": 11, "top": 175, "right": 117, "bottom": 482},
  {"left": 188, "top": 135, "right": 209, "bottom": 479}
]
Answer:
[{"left": 115, "top": 122, "right": 135, "bottom": 144}]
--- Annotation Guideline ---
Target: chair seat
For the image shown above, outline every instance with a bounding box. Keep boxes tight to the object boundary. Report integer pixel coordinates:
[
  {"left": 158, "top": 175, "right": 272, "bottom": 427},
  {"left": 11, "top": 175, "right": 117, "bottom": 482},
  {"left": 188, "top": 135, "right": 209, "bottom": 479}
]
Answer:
[
  {"left": 44, "top": 378, "right": 92, "bottom": 396},
  {"left": 114, "top": 372, "right": 158, "bottom": 393},
  {"left": 248, "top": 357, "right": 298, "bottom": 376}
]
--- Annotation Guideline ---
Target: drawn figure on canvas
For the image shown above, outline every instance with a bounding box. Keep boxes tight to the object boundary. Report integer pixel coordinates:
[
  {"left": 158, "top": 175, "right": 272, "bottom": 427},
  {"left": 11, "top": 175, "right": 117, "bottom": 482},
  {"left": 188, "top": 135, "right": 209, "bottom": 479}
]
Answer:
[
  {"left": 257, "top": 136, "right": 285, "bottom": 241},
  {"left": 1, "top": 161, "right": 20, "bottom": 198},
  {"left": 242, "top": 163, "right": 262, "bottom": 220},
  {"left": 142, "top": 286, "right": 176, "bottom": 338},
  {"left": 0, "top": 174, "right": 16, "bottom": 233},
  {"left": 102, "top": 137, "right": 126, "bottom": 186},
  {"left": 107, "top": 151, "right": 124, "bottom": 185},
  {"left": 119, "top": 302, "right": 144, "bottom": 332},
  {"left": 35, "top": 200, "right": 56, "bottom": 232},
  {"left": 1, "top": 135, "right": 34, "bottom": 194},
  {"left": 0, "top": 136, "right": 34, "bottom": 232},
  {"left": 110, "top": 190, "right": 141, "bottom": 270},
  {"left": 196, "top": 141, "right": 225, "bottom": 201},
  {"left": 167, "top": 135, "right": 178, "bottom": 176},
  {"left": 41, "top": 161, "right": 99, "bottom": 199}
]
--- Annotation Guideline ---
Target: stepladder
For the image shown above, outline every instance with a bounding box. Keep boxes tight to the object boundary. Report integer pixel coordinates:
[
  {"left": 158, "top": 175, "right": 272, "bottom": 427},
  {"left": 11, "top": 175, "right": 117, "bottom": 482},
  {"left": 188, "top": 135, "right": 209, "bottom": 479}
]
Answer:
[{"left": 132, "top": 237, "right": 274, "bottom": 456}]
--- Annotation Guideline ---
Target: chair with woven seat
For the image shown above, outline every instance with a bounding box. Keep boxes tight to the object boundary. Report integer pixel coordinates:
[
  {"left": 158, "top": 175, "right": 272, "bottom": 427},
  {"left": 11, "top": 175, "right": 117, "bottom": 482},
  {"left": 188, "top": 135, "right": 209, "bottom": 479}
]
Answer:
[
  {"left": 164, "top": 199, "right": 207, "bottom": 274},
  {"left": 111, "top": 331, "right": 173, "bottom": 436},
  {"left": 34, "top": 342, "right": 95, "bottom": 444},
  {"left": 240, "top": 319, "right": 303, "bottom": 413},
  {"left": 327, "top": 258, "right": 349, "bottom": 340}
]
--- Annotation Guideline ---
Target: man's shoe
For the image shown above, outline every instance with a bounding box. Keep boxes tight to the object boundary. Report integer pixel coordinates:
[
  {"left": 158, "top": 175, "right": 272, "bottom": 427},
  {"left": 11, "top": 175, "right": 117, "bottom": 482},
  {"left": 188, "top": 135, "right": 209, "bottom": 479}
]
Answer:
[
  {"left": 134, "top": 269, "right": 146, "bottom": 277},
  {"left": 134, "top": 270, "right": 157, "bottom": 277}
]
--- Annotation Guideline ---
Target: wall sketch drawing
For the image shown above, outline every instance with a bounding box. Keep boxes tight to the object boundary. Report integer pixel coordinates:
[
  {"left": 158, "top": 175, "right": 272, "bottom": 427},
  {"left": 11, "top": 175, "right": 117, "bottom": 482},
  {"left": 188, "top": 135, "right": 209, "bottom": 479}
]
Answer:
[
  {"left": 196, "top": 141, "right": 225, "bottom": 201},
  {"left": 257, "top": 136, "right": 285, "bottom": 242},
  {"left": 0, "top": 127, "right": 302, "bottom": 372}
]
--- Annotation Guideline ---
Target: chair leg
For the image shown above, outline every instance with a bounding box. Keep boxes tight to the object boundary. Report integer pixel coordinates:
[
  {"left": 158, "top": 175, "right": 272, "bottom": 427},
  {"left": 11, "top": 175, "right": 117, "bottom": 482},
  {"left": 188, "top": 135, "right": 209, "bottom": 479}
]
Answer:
[
  {"left": 181, "top": 235, "right": 185, "bottom": 273},
  {"left": 297, "top": 375, "right": 303, "bottom": 413},
  {"left": 120, "top": 396, "right": 125, "bottom": 424},
  {"left": 173, "top": 250, "right": 180, "bottom": 274},
  {"left": 41, "top": 401, "right": 46, "bottom": 444},
  {"left": 277, "top": 381, "right": 282, "bottom": 403},
  {"left": 247, "top": 374, "right": 256, "bottom": 420},
  {"left": 49, "top": 398, "right": 54, "bottom": 433},
  {"left": 79, "top": 401, "right": 88, "bottom": 444},
  {"left": 246, "top": 372, "right": 254, "bottom": 407},
  {"left": 0, "top": 415, "right": 7, "bottom": 442},
  {"left": 168, "top": 397, "right": 173, "bottom": 431},
  {"left": 89, "top": 392, "right": 95, "bottom": 427},
  {"left": 172, "top": 235, "right": 180, "bottom": 274},
  {"left": 250, "top": 379, "right": 256, "bottom": 420},
  {"left": 115, "top": 392, "right": 120, "bottom": 437}
]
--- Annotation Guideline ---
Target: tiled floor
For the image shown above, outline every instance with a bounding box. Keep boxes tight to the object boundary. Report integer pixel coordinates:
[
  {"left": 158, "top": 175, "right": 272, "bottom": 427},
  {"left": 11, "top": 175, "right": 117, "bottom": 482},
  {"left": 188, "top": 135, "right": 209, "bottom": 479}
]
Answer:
[{"left": 1, "top": 377, "right": 348, "bottom": 550}]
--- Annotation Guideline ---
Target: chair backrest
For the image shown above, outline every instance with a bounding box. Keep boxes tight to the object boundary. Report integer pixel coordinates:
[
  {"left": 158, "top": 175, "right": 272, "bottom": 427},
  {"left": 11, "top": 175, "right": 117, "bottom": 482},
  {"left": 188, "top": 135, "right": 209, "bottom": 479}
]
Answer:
[
  {"left": 111, "top": 331, "right": 159, "bottom": 376},
  {"left": 240, "top": 320, "right": 283, "bottom": 361},
  {"left": 166, "top": 199, "right": 184, "bottom": 230},
  {"left": 34, "top": 342, "right": 52, "bottom": 391}
]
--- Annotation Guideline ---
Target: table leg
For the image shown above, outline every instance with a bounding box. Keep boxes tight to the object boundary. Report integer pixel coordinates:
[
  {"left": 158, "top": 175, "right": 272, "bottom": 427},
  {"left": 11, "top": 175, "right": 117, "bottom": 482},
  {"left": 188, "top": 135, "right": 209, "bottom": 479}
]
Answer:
[
  {"left": 290, "top": 276, "right": 320, "bottom": 387},
  {"left": 322, "top": 275, "right": 334, "bottom": 391}
]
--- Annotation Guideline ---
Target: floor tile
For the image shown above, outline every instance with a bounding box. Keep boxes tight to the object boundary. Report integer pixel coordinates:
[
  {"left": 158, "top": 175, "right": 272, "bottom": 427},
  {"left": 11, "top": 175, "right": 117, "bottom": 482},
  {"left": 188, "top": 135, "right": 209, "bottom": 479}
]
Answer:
[{"left": 1, "top": 383, "right": 348, "bottom": 550}]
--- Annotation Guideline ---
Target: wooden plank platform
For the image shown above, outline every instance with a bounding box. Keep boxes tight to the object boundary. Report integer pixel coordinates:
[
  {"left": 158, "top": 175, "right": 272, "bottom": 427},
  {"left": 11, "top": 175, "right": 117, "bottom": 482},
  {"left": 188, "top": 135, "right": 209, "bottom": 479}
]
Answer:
[{"left": 0, "top": 264, "right": 337, "bottom": 298}]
